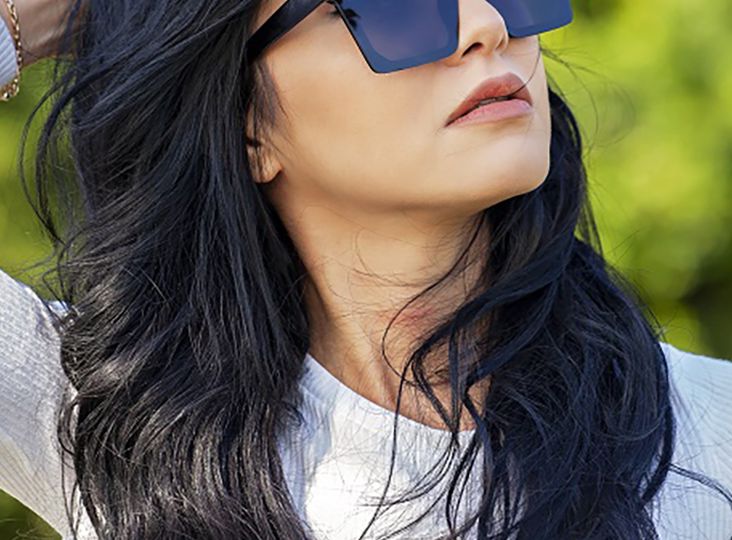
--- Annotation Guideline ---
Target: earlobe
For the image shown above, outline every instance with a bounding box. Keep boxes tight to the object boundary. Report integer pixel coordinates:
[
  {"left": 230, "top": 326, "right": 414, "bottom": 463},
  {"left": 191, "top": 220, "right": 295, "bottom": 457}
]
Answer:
[
  {"left": 246, "top": 138, "right": 282, "bottom": 185},
  {"left": 244, "top": 106, "right": 282, "bottom": 184}
]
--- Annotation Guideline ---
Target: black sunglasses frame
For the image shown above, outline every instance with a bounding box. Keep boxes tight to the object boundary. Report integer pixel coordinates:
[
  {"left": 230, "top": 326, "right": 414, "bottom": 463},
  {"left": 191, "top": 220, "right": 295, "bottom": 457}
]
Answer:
[
  {"left": 246, "top": 0, "right": 326, "bottom": 66},
  {"left": 245, "top": 0, "right": 573, "bottom": 74}
]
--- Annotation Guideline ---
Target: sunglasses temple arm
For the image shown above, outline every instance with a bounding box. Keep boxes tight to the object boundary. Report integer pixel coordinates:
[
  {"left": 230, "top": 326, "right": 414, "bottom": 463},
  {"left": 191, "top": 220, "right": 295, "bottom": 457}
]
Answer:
[{"left": 246, "top": 0, "right": 326, "bottom": 63}]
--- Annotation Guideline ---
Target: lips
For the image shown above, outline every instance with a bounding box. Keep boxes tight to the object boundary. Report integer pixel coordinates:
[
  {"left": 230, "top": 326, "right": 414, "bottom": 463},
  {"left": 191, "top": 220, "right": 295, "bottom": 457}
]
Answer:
[{"left": 446, "top": 72, "right": 533, "bottom": 127}]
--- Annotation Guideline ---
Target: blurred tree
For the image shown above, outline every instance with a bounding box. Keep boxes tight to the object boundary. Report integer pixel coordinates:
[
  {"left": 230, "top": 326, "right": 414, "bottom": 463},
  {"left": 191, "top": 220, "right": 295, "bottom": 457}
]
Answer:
[
  {"left": 1, "top": 0, "right": 730, "bottom": 536},
  {"left": 542, "top": 0, "right": 732, "bottom": 356}
]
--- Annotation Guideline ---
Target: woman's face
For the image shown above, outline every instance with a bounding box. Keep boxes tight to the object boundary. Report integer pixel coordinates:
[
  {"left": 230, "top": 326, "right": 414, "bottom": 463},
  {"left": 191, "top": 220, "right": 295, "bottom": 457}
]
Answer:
[{"left": 249, "top": 0, "right": 552, "bottom": 223}]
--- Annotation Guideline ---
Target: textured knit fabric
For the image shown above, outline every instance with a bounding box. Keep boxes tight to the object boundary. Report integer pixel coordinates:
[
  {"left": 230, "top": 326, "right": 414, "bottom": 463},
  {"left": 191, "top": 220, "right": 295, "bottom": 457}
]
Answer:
[
  {"left": 0, "top": 15, "right": 18, "bottom": 89},
  {"left": 1, "top": 267, "right": 732, "bottom": 539}
]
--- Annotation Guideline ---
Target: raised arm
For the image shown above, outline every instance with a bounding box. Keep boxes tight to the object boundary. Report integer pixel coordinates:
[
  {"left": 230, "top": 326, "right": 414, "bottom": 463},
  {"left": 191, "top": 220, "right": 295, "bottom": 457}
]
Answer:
[
  {"left": 0, "top": 268, "right": 88, "bottom": 537},
  {"left": 0, "top": 3, "right": 93, "bottom": 516},
  {"left": 0, "top": 6, "right": 83, "bottom": 529}
]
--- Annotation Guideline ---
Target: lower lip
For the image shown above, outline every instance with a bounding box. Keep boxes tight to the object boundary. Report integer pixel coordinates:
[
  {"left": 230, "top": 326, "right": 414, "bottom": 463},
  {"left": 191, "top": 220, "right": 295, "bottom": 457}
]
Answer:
[{"left": 448, "top": 99, "right": 533, "bottom": 127}]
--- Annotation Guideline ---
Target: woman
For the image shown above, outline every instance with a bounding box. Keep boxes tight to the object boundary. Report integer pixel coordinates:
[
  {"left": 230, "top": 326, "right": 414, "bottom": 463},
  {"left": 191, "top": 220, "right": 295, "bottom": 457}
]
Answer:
[{"left": 1, "top": 0, "right": 731, "bottom": 538}]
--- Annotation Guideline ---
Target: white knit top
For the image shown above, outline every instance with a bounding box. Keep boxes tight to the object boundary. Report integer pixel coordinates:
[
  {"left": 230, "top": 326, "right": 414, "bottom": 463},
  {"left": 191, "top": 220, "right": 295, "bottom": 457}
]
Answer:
[{"left": 2, "top": 24, "right": 732, "bottom": 540}]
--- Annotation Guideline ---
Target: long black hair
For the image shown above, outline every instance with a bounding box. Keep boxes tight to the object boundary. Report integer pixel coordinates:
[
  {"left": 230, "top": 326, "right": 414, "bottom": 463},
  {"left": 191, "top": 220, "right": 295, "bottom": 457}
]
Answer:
[{"left": 16, "top": 0, "right": 731, "bottom": 538}]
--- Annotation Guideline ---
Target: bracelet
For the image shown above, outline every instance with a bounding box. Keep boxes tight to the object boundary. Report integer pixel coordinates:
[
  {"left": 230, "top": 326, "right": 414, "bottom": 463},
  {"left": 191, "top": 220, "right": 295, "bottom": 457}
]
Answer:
[{"left": 0, "top": 0, "right": 23, "bottom": 102}]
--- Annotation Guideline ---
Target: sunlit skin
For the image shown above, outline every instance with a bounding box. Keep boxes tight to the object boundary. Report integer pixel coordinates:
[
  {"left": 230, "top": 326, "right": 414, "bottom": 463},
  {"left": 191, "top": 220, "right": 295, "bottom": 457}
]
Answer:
[
  {"left": 247, "top": 0, "right": 554, "bottom": 430},
  {"left": 3, "top": 0, "right": 78, "bottom": 67}
]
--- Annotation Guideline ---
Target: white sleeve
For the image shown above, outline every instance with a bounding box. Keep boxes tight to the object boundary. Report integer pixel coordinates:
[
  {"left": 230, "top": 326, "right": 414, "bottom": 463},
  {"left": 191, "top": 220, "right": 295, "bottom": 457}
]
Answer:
[
  {"left": 653, "top": 341, "right": 732, "bottom": 539},
  {"left": 0, "top": 268, "right": 95, "bottom": 539},
  {"left": 0, "top": 17, "right": 18, "bottom": 89}
]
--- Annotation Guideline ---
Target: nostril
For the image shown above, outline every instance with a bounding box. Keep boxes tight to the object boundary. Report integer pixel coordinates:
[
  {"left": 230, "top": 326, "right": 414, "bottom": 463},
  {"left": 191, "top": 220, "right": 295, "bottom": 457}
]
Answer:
[{"left": 464, "top": 43, "right": 483, "bottom": 55}]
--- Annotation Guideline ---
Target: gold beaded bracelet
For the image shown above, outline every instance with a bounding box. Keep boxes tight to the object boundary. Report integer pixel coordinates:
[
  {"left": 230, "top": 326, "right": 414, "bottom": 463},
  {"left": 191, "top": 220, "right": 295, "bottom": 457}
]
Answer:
[{"left": 0, "top": 0, "right": 23, "bottom": 102}]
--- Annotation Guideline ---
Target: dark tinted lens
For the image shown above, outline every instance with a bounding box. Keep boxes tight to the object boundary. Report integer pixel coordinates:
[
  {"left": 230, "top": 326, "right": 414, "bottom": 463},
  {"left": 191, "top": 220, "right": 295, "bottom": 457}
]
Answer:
[
  {"left": 337, "top": 0, "right": 573, "bottom": 73},
  {"left": 337, "top": 0, "right": 458, "bottom": 73},
  {"left": 489, "top": 0, "right": 574, "bottom": 37}
]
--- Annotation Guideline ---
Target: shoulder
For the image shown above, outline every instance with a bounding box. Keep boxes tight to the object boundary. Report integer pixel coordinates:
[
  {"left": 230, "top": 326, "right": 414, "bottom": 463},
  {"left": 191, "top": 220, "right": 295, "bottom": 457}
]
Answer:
[
  {"left": 660, "top": 339, "right": 732, "bottom": 383},
  {"left": 0, "top": 268, "right": 70, "bottom": 393},
  {"left": 0, "top": 267, "right": 70, "bottom": 392},
  {"left": 0, "top": 266, "right": 69, "bottom": 330},
  {"left": 0, "top": 268, "right": 85, "bottom": 538},
  {"left": 660, "top": 340, "right": 732, "bottom": 447},
  {"left": 654, "top": 341, "right": 732, "bottom": 539}
]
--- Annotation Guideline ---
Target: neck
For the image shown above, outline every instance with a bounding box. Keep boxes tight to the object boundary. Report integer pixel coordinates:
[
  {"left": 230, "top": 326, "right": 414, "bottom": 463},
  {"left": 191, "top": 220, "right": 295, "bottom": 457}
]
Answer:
[{"left": 296, "top": 209, "right": 491, "bottom": 431}]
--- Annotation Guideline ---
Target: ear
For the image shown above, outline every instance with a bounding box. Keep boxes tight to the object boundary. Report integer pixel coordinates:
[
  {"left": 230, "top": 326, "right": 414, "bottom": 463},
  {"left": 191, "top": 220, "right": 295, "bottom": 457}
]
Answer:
[
  {"left": 245, "top": 110, "right": 282, "bottom": 185},
  {"left": 246, "top": 138, "right": 282, "bottom": 185}
]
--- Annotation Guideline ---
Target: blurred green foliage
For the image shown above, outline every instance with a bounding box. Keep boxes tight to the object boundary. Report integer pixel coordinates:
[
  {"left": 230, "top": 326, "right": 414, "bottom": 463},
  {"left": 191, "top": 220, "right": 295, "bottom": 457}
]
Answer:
[
  {"left": 1, "top": 0, "right": 730, "bottom": 536},
  {"left": 0, "top": 494, "right": 57, "bottom": 539},
  {"left": 542, "top": 0, "right": 732, "bottom": 357}
]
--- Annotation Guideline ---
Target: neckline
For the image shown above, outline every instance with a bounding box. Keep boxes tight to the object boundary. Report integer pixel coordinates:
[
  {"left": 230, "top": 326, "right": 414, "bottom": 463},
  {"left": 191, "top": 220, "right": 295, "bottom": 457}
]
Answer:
[{"left": 300, "top": 351, "right": 477, "bottom": 441}]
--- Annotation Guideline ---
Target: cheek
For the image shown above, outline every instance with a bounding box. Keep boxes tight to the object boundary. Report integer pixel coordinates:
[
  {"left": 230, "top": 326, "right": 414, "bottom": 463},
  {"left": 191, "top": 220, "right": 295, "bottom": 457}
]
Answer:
[
  {"left": 268, "top": 42, "right": 431, "bottom": 206},
  {"left": 428, "top": 90, "right": 553, "bottom": 207},
  {"left": 264, "top": 7, "right": 375, "bottom": 136}
]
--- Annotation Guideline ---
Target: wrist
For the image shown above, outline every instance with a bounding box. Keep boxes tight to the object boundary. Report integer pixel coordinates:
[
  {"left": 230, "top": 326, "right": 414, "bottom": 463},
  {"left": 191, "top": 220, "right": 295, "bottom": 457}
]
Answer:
[{"left": 2, "top": 0, "right": 69, "bottom": 68}]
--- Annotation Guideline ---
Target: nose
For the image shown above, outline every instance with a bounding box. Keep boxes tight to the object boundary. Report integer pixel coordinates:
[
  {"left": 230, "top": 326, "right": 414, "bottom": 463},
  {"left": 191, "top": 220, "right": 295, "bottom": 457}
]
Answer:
[{"left": 441, "top": 0, "right": 511, "bottom": 67}]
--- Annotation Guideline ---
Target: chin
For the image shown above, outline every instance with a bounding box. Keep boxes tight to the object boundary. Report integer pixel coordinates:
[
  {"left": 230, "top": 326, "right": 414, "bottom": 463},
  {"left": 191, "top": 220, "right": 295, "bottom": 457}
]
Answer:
[
  {"left": 469, "top": 173, "right": 551, "bottom": 211},
  {"left": 471, "top": 156, "right": 550, "bottom": 192}
]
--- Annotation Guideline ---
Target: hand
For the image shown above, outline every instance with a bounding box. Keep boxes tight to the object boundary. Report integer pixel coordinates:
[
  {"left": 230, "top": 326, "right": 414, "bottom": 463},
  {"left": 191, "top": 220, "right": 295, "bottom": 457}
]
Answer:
[{"left": 1, "top": 0, "right": 83, "bottom": 68}]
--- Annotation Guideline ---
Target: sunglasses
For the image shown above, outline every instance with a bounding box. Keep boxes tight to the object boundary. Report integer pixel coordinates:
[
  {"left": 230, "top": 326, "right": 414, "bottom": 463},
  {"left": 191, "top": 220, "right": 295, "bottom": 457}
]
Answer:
[{"left": 245, "top": 0, "right": 573, "bottom": 74}]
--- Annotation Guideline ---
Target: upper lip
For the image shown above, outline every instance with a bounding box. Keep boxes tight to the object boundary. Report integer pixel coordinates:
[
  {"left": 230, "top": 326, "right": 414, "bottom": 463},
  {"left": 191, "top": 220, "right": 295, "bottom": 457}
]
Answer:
[{"left": 446, "top": 72, "right": 533, "bottom": 126}]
